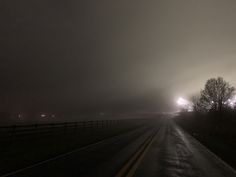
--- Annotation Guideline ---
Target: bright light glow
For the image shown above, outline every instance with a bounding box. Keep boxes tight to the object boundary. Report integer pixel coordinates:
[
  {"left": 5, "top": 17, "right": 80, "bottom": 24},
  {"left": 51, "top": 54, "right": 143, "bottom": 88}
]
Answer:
[
  {"left": 226, "top": 95, "right": 236, "bottom": 108},
  {"left": 176, "top": 97, "right": 193, "bottom": 112},
  {"left": 177, "top": 97, "right": 188, "bottom": 106},
  {"left": 176, "top": 94, "right": 236, "bottom": 112}
]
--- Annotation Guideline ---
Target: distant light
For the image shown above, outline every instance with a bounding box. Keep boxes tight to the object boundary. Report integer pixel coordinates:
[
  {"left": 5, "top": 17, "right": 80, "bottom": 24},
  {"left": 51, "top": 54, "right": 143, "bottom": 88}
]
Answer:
[
  {"left": 187, "top": 106, "right": 193, "bottom": 112},
  {"left": 18, "top": 114, "right": 22, "bottom": 118},
  {"left": 51, "top": 114, "right": 55, "bottom": 118},
  {"left": 41, "top": 114, "right": 46, "bottom": 118}
]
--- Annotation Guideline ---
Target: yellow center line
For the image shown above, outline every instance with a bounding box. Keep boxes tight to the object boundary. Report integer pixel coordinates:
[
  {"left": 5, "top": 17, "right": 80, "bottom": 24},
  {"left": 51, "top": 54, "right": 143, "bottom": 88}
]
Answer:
[
  {"left": 114, "top": 131, "right": 157, "bottom": 177},
  {"left": 125, "top": 133, "right": 156, "bottom": 177}
]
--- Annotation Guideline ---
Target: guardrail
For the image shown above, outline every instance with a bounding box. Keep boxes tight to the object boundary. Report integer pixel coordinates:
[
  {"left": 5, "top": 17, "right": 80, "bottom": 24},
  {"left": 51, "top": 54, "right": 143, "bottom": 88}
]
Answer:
[{"left": 0, "top": 119, "right": 150, "bottom": 143}]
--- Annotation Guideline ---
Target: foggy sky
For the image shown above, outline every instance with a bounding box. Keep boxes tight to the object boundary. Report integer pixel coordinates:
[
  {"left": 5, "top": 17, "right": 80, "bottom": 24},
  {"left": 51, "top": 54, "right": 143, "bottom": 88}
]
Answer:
[{"left": 1, "top": 0, "right": 236, "bottom": 115}]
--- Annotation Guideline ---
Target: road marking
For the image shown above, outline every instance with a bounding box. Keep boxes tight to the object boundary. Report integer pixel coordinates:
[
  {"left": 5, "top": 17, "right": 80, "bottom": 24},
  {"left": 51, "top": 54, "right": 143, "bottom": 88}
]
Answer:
[{"left": 114, "top": 131, "right": 157, "bottom": 177}]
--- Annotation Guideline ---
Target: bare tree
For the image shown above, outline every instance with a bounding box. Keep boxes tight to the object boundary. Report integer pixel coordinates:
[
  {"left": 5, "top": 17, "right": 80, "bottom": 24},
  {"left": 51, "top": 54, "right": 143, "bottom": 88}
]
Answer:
[
  {"left": 191, "top": 95, "right": 201, "bottom": 112},
  {"left": 195, "top": 77, "right": 235, "bottom": 112}
]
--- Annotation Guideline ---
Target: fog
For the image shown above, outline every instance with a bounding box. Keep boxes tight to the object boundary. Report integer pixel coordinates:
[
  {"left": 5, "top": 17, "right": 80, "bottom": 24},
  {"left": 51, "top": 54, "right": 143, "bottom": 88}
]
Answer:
[{"left": 1, "top": 0, "right": 236, "bottom": 118}]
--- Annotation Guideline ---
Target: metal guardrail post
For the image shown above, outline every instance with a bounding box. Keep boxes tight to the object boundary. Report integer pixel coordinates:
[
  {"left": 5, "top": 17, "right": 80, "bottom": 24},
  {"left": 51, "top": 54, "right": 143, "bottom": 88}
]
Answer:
[
  {"left": 34, "top": 124, "right": 38, "bottom": 137},
  {"left": 64, "top": 122, "right": 68, "bottom": 132},
  {"left": 74, "top": 122, "right": 77, "bottom": 131},
  {"left": 10, "top": 125, "right": 16, "bottom": 143}
]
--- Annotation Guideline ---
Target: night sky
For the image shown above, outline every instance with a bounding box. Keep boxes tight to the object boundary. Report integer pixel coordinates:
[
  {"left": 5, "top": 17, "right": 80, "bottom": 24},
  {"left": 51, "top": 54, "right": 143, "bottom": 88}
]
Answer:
[{"left": 1, "top": 0, "right": 236, "bottom": 116}]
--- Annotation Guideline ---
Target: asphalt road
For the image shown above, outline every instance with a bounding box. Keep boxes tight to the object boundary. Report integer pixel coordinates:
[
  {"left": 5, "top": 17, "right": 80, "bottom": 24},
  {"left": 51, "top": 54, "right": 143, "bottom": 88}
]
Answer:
[
  {"left": 134, "top": 119, "right": 236, "bottom": 177},
  {"left": 1, "top": 116, "right": 236, "bottom": 177}
]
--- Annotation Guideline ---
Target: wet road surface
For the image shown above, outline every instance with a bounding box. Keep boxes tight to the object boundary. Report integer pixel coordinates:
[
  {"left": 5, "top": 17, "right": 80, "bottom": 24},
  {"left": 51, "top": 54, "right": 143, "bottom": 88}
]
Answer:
[
  {"left": 134, "top": 119, "right": 236, "bottom": 177},
  {"left": 1, "top": 117, "right": 236, "bottom": 177}
]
